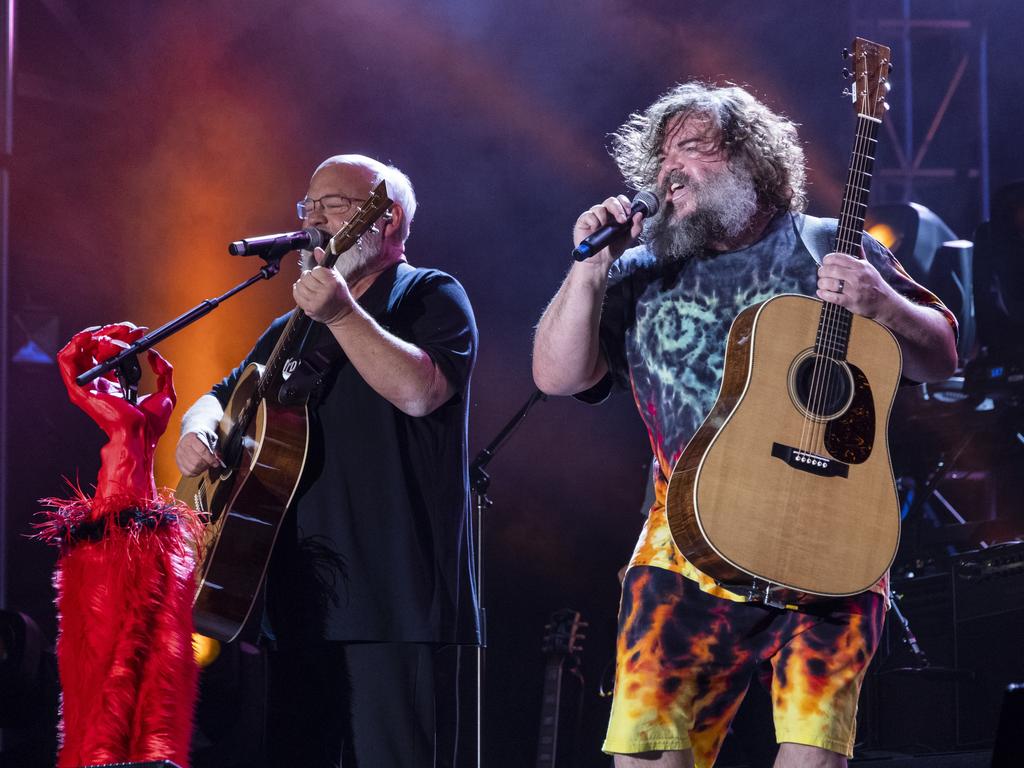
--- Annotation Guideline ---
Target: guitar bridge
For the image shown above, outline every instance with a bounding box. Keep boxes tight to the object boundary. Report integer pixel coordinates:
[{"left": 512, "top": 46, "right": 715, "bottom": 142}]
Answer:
[{"left": 771, "top": 442, "right": 849, "bottom": 478}]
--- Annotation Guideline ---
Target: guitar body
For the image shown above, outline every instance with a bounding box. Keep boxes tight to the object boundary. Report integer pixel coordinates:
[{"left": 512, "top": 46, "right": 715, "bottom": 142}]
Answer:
[
  {"left": 177, "top": 363, "right": 309, "bottom": 641},
  {"left": 666, "top": 294, "right": 902, "bottom": 598}
]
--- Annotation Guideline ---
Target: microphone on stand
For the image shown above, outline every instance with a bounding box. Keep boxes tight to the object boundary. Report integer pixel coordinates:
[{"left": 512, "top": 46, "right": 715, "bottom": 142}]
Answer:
[
  {"left": 572, "top": 191, "right": 659, "bottom": 261},
  {"left": 228, "top": 227, "right": 332, "bottom": 258}
]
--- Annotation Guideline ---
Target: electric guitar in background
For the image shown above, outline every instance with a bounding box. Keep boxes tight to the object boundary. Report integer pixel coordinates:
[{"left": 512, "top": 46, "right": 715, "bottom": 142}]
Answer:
[
  {"left": 177, "top": 182, "right": 393, "bottom": 642},
  {"left": 535, "top": 609, "right": 586, "bottom": 768},
  {"left": 666, "top": 38, "right": 900, "bottom": 604}
]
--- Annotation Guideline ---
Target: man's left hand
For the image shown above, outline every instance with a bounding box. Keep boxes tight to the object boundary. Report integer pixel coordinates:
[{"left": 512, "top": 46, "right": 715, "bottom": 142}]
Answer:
[
  {"left": 293, "top": 249, "right": 356, "bottom": 326},
  {"left": 816, "top": 251, "right": 900, "bottom": 323}
]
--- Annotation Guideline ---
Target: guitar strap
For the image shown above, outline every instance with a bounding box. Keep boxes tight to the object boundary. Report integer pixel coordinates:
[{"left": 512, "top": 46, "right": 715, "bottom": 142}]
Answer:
[
  {"left": 278, "top": 321, "right": 342, "bottom": 407},
  {"left": 794, "top": 212, "right": 838, "bottom": 266}
]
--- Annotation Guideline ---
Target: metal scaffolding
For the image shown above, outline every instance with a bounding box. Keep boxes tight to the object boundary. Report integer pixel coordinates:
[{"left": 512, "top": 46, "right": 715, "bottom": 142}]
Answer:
[
  {"left": 853, "top": 0, "right": 991, "bottom": 233},
  {"left": 0, "top": 0, "right": 14, "bottom": 616}
]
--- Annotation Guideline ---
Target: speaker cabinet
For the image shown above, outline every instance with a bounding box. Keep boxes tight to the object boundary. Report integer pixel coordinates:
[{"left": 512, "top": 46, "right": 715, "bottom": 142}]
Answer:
[{"left": 862, "top": 545, "right": 1024, "bottom": 752}]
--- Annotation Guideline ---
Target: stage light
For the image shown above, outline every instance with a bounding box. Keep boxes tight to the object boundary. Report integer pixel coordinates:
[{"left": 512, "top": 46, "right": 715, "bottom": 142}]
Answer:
[
  {"left": 192, "top": 632, "right": 221, "bottom": 668},
  {"left": 865, "top": 221, "right": 899, "bottom": 251},
  {"left": 10, "top": 311, "right": 59, "bottom": 366},
  {"left": 865, "top": 202, "right": 957, "bottom": 279},
  {"left": 866, "top": 203, "right": 975, "bottom": 361}
]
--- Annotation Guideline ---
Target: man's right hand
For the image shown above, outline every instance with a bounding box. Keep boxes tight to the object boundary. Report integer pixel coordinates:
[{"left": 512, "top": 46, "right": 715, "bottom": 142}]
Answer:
[
  {"left": 533, "top": 194, "right": 640, "bottom": 396},
  {"left": 572, "top": 194, "right": 644, "bottom": 268},
  {"left": 175, "top": 431, "right": 222, "bottom": 476}
]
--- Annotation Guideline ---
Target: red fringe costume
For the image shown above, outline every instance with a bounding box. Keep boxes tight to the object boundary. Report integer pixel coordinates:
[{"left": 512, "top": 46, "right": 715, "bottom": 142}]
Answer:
[{"left": 36, "top": 324, "right": 203, "bottom": 768}]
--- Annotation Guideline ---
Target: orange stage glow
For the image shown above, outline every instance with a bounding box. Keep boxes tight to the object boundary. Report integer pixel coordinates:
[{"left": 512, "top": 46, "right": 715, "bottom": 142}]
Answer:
[
  {"left": 192, "top": 633, "right": 221, "bottom": 668},
  {"left": 108, "top": 9, "right": 306, "bottom": 488},
  {"left": 866, "top": 222, "right": 900, "bottom": 250}
]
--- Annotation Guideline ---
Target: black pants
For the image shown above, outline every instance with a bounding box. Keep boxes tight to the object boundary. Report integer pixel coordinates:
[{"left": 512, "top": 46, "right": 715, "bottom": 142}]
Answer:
[{"left": 266, "top": 642, "right": 459, "bottom": 768}]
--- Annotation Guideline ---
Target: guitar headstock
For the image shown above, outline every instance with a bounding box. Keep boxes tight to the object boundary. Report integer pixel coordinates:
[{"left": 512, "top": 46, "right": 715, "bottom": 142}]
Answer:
[
  {"left": 843, "top": 37, "right": 892, "bottom": 121},
  {"left": 321, "top": 180, "right": 394, "bottom": 268},
  {"left": 541, "top": 609, "right": 586, "bottom": 657}
]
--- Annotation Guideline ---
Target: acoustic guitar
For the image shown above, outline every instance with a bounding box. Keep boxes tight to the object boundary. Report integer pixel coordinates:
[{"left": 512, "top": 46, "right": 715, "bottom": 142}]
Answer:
[
  {"left": 177, "top": 181, "right": 393, "bottom": 641},
  {"left": 665, "top": 38, "right": 900, "bottom": 604}
]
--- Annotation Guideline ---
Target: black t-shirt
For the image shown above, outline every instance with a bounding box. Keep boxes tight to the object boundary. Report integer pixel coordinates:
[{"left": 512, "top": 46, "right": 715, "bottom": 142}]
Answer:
[{"left": 211, "top": 261, "right": 479, "bottom": 645}]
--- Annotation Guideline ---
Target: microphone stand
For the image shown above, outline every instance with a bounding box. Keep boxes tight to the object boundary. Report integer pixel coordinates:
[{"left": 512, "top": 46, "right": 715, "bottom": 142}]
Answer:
[
  {"left": 75, "top": 257, "right": 284, "bottom": 399},
  {"left": 468, "top": 388, "right": 546, "bottom": 768}
]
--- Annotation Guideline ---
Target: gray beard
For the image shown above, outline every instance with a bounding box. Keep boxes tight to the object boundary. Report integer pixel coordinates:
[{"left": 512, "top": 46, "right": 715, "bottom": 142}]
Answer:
[
  {"left": 298, "top": 227, "right": 383, "bottom": 279},
  {"left": 642, "top": 164, "right": 759, "bottom": 263}
]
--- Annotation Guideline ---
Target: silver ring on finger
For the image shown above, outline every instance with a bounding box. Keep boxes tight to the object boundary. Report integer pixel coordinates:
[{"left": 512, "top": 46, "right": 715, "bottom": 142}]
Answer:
[{"left": 836, "top": 278, "right": 845, "bottom": 295}]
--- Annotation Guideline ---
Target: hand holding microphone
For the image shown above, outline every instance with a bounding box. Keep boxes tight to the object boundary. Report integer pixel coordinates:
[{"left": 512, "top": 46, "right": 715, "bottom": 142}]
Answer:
[{"left": 572, "top": 191, "right": 659, "bottom": 262}]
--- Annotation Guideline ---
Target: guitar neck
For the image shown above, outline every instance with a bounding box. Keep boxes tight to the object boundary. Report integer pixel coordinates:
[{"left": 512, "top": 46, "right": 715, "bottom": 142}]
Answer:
[
  {"left": 815, "top": 37, "right": 892, "bottom": 361},
  {"left": 835, "top": 113, "right": 881, "bottom": 258},
  {"left": 535, "top": 608, "right": 585, "bottom": 768},
  {"left": 535, "top": 657, "right": 567, "bottom": 768},
  {"left": 817, "top": 112, "right": 883, "bottom": 361}
]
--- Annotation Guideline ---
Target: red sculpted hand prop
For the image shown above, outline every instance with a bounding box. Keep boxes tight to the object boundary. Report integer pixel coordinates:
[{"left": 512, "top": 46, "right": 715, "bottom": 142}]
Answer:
[
  {"left": 45, "top": 323, "right": 198, "bottom": 768},
  {"left": 57, "top": 323, "right": 176, "bottom": 512}
]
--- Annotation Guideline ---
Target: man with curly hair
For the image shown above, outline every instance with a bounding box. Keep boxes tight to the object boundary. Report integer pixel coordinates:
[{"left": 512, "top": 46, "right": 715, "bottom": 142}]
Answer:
[{"left": 532, "top": 83, "right": 958, "bottom": 767}]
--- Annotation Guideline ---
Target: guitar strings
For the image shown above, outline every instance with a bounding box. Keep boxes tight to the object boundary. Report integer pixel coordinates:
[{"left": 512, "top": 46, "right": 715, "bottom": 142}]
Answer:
[
  {"left": 802, "top": 56, "right": 876, "bottom": 464},
  {"left": 814, "top": 109, "right": 865, "bottom": 457},
  {"left": 801, "top": 104, "right": 858, "bottom": 456},
  {"left": 803, "top": 90, "right": 856, "bottom": 456},
  {"left": 820, "top": 108, "right": 866, "bottom": 452}
]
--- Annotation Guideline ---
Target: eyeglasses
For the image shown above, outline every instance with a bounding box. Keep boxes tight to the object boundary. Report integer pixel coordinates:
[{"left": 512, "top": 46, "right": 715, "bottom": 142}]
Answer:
[{"left": 296, "top": 194, "right": 368, "bottom": 220}]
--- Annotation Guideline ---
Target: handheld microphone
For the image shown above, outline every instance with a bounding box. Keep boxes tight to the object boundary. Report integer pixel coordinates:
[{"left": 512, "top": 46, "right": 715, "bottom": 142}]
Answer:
[
  {"left": 572, "top": 191, "right": 659, "bottom": 261},
  {"left": 229, "top": 227, "right": 332, "bottom": 258}
]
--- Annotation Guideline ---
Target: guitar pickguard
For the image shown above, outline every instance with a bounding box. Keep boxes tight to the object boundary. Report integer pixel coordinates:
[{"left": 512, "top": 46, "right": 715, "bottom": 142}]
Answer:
[{"left": 824, "top": 362, "right": 875, "bottom": 464}]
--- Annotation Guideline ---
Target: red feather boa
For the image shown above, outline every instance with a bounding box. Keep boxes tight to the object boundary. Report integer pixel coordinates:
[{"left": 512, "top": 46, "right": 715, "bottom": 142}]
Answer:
[{"left": 37, "top": 488, "right": 204, "bottom": 768}]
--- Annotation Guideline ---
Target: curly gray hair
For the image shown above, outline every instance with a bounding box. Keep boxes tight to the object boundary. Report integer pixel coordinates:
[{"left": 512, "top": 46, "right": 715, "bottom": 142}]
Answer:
[{"left": 610, "top": 82, "right": 807, "bottom": 212}]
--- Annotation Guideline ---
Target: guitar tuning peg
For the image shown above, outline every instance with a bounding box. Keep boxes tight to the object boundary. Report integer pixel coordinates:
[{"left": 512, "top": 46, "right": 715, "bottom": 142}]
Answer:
[
  {"left": 883, "top": 101, "right": 890, "bottom": 111},
  {"left": 887, "top": 61, "right": 894, "bottom": 73},
  {"left": 842, "top": 47, "right": 851, "bottom": 59},
  {"left": 842, "top": 88, "right": 852, "bottom": 98},
  {"left": 842, "top": 68, "right": 852, "bottom": 80},
  {"left": 883, "top": 81, "right": 892, "bottom": 92}
]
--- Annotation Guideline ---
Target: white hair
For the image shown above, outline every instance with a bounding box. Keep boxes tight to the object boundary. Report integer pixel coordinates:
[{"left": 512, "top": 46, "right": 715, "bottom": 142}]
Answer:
[{"left": 315, "top": 154, "right": 417, "bottom": 243}]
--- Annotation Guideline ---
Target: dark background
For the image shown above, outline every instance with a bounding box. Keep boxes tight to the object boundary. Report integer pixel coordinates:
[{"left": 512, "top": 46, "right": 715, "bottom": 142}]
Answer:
[{"left": 3, "top": 0, "right": 1022, "bottom": 765}]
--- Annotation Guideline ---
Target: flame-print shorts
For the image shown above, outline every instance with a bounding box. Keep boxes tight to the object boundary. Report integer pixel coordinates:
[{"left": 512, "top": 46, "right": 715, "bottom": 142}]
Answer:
[{"left": 603, "top": 566, "right": 885, "bottom": 765}]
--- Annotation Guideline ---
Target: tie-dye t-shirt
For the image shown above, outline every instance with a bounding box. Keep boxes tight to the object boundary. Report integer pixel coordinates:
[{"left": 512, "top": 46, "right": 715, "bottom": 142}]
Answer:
[{"left": 583, "top": 211, "right": 957, "bottom": 602}]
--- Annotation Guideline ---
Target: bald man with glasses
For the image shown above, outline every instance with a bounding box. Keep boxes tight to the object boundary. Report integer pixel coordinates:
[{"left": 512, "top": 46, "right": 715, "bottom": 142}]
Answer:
[{"left": 177, "top": 154, "right": 479, "bottom": 767}]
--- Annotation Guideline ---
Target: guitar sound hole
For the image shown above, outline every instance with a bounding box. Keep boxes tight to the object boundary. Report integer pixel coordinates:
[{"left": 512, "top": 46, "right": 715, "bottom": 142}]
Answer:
[{"left": 792, "top": 354, "right": 852, "bottom": 419}]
